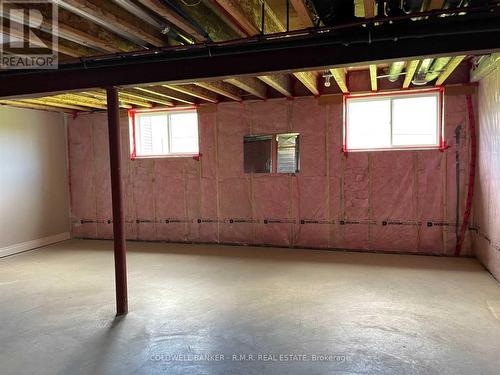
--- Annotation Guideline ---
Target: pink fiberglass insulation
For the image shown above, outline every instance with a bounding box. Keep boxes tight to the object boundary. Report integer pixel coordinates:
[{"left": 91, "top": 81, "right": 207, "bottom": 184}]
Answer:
[
  {"left": 473, "top": 68, "right": 500, "bottom": 279},
  {"left": 68, "top": 94, "right": 473, "bottom": 255}
]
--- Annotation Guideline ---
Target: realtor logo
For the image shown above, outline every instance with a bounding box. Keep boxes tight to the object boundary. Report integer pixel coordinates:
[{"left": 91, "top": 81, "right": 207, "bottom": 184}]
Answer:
[{"left": 0, "top": 0, "right": 58, "bottom": 69}]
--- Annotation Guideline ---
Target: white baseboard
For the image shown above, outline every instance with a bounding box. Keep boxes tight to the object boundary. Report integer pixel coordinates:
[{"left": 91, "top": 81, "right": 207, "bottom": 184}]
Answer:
[{"left": 0, "top": 232, "right": 70, "bottom": 258}]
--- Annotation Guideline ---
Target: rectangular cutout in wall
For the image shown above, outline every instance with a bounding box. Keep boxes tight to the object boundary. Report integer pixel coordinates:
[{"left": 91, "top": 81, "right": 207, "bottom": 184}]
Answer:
[{"left": 244, "top": 133, "right": 299, "bottom": 174}]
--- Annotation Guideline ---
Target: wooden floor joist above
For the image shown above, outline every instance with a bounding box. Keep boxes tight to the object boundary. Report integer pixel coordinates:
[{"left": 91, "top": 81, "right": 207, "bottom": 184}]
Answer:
[
  {"left": 194, "top": 81, "right": 242, "bottom": 101},
  {"left": 224, "top": 77, "right": 267, "bottom": 99},
  {"left": 163, "top": 84, "right": 219, "bottom": 103}
]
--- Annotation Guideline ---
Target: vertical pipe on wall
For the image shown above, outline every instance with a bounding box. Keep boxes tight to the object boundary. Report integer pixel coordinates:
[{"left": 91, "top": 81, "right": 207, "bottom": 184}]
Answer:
[
  {"left": 455, "top": 94, "right": 477, "bottom": 256},
  {"left": 106, "top": 87, "right": 129, "bottom": 316}
]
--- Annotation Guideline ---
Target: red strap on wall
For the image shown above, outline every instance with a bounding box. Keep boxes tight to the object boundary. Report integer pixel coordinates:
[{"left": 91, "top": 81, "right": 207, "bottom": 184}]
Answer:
[
  {"left": 128, "top": 110, "right": 137, "bottom": 160},
  {"left": 455, "top": 94, "right": 477, "bottom": 256}
]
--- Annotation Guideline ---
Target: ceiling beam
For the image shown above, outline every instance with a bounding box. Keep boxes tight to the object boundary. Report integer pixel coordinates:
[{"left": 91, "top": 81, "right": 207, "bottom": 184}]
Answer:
[
  {"left": 258, "top": 74, "right": 292, "bottom": 97},
  {"left": 56, "top": 23, "right": 120, "bottom": 52},
  {"left": 224, "top": 77, "right": 267, "bottom": 99},
  {"left": 293, "top": 71, "right": 319, "bottom": 95},
  {"left": 121, "top": 89, "right": 174, "bottom": 106},
  {"left": 212, "top": 0, "right": 260, "bottom": 35},
  {"left": 428, "top": 0, "right": 444, "bottom": 10},
  {"left": 137, "top": 0, "right": 207, "bottom": 42},
  {"left": 59, "top": 0, "right": 166, "bottom": 46},
  {"left": 47, "top": 94, "right": 108, "bottom": 110},
  {"left": 163, "top": 84, "right": 218, "bottom": 103},
  {"left": 194, "top": 81, "right": 242, "bottom": 101},
  {"left": 363, "top": 0, "right": 376, "bottom": 18},
  {"left": 174, "top": 0, "right": 239, "bottom": 42},
  {"left": 2, "top": 19, "right": 97, "bottom": 57},
  {"left": 1, "top": 14, "right": 497, "bottom": 98},
  {"left": 134, "top": 86, "right": 196, "bottom": 105},
  {"left": 204, "top": 0, "right": 248, "bottom": 38},
  {"left": 82, "top": 91, "right": 152, "bottom": 108},
  {"left": 435, "top": 55, "right": 466, "bottom": 86},
  {"left": 403, "top": 60, "right": 420, "bottom": 88},
  {"left": 0, "top": 100, "right": 73, "bottom": 113},
  {"left": 2, "top": 2, "right": 137, "bottom": 52},
  {"left": 19, "top": 98, "right": 90, "bottom": 111},
  {"left": 330, "top": 68, "right": 349, "bottom": 93},
  {"left": 289, "top": 0, "right": 314, "bottom": 27},
  {"left": 369, "top": 64, "right": 378, "bottom": 91}
]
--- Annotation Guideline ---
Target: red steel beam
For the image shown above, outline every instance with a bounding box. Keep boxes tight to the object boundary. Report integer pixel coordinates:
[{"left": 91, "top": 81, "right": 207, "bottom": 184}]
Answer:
[
  {"left": 106, "top": 87, "right": 128, "bottom": 316},
  {"left": 0, "top": 11, "right": 498, "bottom": 98}
]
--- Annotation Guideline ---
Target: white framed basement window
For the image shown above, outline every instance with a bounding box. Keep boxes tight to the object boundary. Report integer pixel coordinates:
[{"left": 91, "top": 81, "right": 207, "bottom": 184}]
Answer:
[
  {"left": 343, "top": 89, "right": 444, "bottom": 152},
  {"left": 129, "top": 108, "right": 199, "bottom": 159}
]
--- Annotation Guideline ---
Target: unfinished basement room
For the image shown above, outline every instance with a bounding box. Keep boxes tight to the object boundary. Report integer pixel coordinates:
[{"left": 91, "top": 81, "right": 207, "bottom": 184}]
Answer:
[{"left": 1, "top": 0, "right": 500, "bottom": 374}]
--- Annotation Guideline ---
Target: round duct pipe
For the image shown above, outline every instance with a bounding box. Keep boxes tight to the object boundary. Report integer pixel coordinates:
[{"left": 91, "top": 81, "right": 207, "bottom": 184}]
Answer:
[
  {"left": 412, "top": 58, "right": 434, "bottom": 85},
  {"left": 388, "top": 61, "right": 406, "bottom": 82},
  {"left": 425, "top": 57, "right": 452, "bottom": 82},
  {"left": 386, "top": 0, "right": 404, "bottom": 16},
  {"left": 403, "top": 0, "right": 425, "bottom": 13}
]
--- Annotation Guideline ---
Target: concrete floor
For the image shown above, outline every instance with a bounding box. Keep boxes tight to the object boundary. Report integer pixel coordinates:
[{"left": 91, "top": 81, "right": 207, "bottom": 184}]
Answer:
[{"left": 1, "top": 240, "right": 500, "bottom": 375}]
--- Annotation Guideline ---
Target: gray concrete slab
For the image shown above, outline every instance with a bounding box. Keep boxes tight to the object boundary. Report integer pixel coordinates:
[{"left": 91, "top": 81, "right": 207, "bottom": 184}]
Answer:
[{"left": 1, "top": 239, "right": 499, "bottom": 375}]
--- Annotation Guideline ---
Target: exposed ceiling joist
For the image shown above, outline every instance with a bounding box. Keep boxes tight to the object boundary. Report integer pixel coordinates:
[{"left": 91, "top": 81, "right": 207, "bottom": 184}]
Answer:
[
  {"left": 0, "top": 100, "right": 73, "bottom": 113},
  {"left": 213, "top": 0, "right": 260, "bottom": 35},
  {"left": 204, "top": 0, "right": 248, "bottom": 38},
  {"left": 293, "top": 71, "right": 319, "bottom": 95},
  {"left": 59, "top": 0, "right": 166, "bottom": 46},
  {"left": 258, "top": 74, "right": 292, "bottom": 97},
  {"left": 121, "top": 89, "right": 174, "bottom": 106},
  {"left": 137, "top": 0, "right": 207, "bottom": 42},
  {"left": 18, "top": 98, "right": 90, "bottom": 111},
  {"left": 134, "top": 86, "right": 197, "bottom": 105},
  {"left": 50, "top": 94, "right": 109, "bottom": 110},
  {"left": 428, "top": 0, "right": 444, "bottom": 10},
  {"left": 1, "top": 14, "right": 498, "bottom": 98},
  {"left": 369, "top": 64, "right": 378, "bottom": 91},
  {"left": 403, "top": 60, "right": 420, "bottom": 88},
  {"left": 330, "top": 68, "right": 348, "bottom": 93},
  {"left": 83, "top": 91, "right": 152, "bottom": 108},
  {"left": 194, "top": 81, "right": 242, "bottom": 101},
  {"left": 1, "top": 5, "right": 109, "bottom": 54},
  {"left": 73, "top": 93, "right": 129, "bottom": 109},
  {"left": 363, "top": 0, "right": 376, "bottom": 18},
  {"left": 3, "top": 20, "right": 96, "bottom": 57},
  {"left": 289, "top": 0, "right": 314, "bottom": 27},
  {"left": 224, "top": 77, "right": 267, "bottom": 99},
  {"left": 257, "top": 75, "right": 290, "bottom": 97},
  {"left": 163, "top": 84, "right": 219, "bottom": 103},
  {"left": 56, "top": 23, "right": 121, "bottom": 52},
  {"left": 435, "top": 55, "right": 466, "bottom": 86}
]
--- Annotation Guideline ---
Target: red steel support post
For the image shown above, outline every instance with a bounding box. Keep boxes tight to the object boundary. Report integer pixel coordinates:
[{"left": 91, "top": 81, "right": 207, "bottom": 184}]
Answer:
[{"left": 106, "top": 87, "right": 128, "bottom": 315}]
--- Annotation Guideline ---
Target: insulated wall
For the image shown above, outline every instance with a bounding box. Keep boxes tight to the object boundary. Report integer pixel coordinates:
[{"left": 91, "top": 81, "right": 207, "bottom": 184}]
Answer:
[
  {"left": 68, "top": 95, "right": 472, "bottom": 255},
  {"left": 473, "top": 68, "right": 500, "bottom": 279}
]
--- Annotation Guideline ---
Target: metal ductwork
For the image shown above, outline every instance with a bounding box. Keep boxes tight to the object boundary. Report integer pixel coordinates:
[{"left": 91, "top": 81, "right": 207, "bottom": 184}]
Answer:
[
  {"left": 377, "top": 0, "right": 426, "bottom": 17},
  {"left": 425, "top": 57, "right": 452, "bottom": 81},
  {"left": 309, "top": 0, "right": 356, "bottom": 26},
  {"left": 388, "top": 61, "right": 406, "bottom": 82},
  {"left": 443, "top": 0, "right": 467, "bottom": 8},
  {"left": 403, "top": 0, "right": 425, "bottom": 13},
  {"left": 386, "top": 0, "right": 404, "bottom": 16},
  {"left": 412, "top": 58, "right": 434, "bottom": 85}
]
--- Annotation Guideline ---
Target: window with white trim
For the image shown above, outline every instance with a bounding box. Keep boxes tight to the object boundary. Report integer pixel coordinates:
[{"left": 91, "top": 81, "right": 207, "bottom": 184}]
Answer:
[
  {"left": 344, "top": 91, "right": 442, "bottom": 151},
  {"left": 131, "top": 110, "right": 199, "bottom": 158}
]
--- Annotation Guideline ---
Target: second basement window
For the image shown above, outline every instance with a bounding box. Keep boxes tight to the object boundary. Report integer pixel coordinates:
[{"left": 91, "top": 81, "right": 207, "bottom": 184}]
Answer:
[
  {"left": 344, "top": 90, "right": 442, "bottom": 151},
  {"left": 131, "top": 110, "right": 199, "bottom": 158}
]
